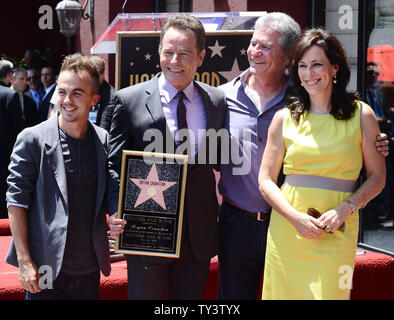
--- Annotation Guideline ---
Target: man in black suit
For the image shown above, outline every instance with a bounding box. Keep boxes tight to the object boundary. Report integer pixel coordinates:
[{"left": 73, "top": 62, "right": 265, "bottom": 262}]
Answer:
[
  {"left": 88, "top": 56, "right": 115, "bottom": 132},
  {"left": 0, "top": 60, "right": 24, "bottom": 218},
  {"left": 26, "top": 67, "right": 45, "bottom": 112},
  {"left": 37, "top": 65, "right": 57, "bottom": 123},
  {"left": 108, "top": 14, "right": 227, "bottom": 299},
  {"left": 11, "top": 68, "right": 38, "bottom": 128}
]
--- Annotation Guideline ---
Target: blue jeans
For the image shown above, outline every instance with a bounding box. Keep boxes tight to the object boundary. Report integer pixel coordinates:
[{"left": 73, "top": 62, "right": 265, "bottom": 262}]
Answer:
[
  {"left": 25, "top": 270, "right": 100, "bottom": 300},
  {"left": 218, "top": 202, "right": 269, "bottom": 300}
]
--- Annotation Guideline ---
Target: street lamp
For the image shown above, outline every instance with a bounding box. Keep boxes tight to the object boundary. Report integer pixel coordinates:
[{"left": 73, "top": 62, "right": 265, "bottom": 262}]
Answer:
[{"left": 56, "top": 0, "right": 94, "bottom": 52}]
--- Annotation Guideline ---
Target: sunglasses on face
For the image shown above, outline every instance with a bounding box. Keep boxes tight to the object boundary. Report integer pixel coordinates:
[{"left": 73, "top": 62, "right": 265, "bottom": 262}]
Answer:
[
  {"left": 367, "top": 70, "right": 379, "bottom": 76},
  {"left": 27, "top": 75, "right": 39, "bottom": 81}
]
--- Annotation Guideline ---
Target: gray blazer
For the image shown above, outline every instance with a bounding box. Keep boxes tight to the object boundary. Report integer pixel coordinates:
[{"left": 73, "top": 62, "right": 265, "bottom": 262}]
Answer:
[{"left": 5, "top": 113, "right": 118, "bottom": 278}]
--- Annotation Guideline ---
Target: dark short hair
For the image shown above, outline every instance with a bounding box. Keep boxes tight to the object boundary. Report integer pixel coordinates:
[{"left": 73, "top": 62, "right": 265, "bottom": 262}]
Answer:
[
  {"left": 60, "top": 55, "right": 99, "bottom": 94},
  {"left": 40, "top": 64, "right": 57, "bottom": 75},
  {"left": 26, "top": 67, "right": 40, "bottom": 74},
  {"left": 288, "top": 28, "right": 358, "bottom": 122},
  {"left": 159, "top": 14, "right": 206, "bottom": 54},
  {"left": 366, "top": 61, "right": 378, "bottom": 68}
]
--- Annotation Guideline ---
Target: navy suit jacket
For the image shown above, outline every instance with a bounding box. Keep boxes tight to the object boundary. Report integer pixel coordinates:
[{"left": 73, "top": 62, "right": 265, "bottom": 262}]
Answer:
[{"left": 37, "top": 84, "right": 56, "bottom": 123}]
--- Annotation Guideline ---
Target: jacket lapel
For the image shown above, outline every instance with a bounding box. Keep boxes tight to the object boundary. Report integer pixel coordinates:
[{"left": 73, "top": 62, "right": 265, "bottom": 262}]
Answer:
[
  {"left": 44, "top": 113, "right": 68, "bottom": 208},
  {"left": 145, "top": 75, "right": 176, "bottom": 154},
  {"left": 43, "top": 115, "right": 108, "bottom": 221},
  {"left": 91, "top": 123, "right": 106, "bottom": 219},
  {"left": 192, "top": 81, "right": 213, "bottom": 165}
]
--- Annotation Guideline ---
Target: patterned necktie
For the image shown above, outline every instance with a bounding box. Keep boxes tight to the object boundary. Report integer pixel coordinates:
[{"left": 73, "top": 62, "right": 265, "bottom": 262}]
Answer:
[{"left": 176, "top": 91, "right": 189, "bottom": 153}]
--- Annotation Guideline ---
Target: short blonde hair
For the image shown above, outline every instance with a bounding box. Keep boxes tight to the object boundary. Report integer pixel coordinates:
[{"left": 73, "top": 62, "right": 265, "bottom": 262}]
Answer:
[
  {"left": 60, "top": 55, "right": 99, "bottom": 94},
  {"left": 89, "top": 55, "right": 105, "bottom": 71}
]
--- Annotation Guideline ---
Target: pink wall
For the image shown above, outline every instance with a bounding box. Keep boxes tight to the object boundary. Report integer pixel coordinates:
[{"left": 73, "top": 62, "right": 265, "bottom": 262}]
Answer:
[
  {"left": 77, "top": 0, "right": 154, "bottom": 85},
  {"left": 192, "top": 0, "right": 307, "bottom": 28},
  {"left": 0, "top": 0, "right": 307, "bottom": 83},
  {"left": 193, "top": 0, "right": 247, "bottom": 11},
  {"left": 248, "top": 0, "right": 308, "bottom": 28}
]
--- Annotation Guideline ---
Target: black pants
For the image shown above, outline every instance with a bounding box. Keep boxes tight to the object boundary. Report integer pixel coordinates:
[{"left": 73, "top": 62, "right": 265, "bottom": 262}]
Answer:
[
  {"left": 218, "top": 202, "right": 269, "bottom": 300},
  {"left": 25, "top": 270, "right": 100, "bottom": 300},
  {"left": 126, "top": 234, "right": 210, "bottom": 300}
]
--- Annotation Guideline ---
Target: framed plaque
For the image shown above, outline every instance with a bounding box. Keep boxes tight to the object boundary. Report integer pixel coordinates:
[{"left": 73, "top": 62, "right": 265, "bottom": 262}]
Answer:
[{"left": 115, "top": 150, "right": 188, "bottom": 258}]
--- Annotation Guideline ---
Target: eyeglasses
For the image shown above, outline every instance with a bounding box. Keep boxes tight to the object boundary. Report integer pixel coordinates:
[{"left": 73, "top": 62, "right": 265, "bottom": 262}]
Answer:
[
  {"left": 27, "top": 75, "right": 39, "bottom": 81},
  {"left": 367, "top": 70, "right": 379, "bottom": 76}
]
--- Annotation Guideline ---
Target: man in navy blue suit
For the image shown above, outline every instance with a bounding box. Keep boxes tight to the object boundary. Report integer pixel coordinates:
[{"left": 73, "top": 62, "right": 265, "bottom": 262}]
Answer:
[{"left": 37, "top": 65, "right": 57, "bottom": 122}]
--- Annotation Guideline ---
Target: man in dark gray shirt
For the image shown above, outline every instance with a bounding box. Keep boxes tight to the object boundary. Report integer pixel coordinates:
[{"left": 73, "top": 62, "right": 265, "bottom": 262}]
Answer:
[{"left": 6, "top": 55, "right": 118, "bottom": 299}]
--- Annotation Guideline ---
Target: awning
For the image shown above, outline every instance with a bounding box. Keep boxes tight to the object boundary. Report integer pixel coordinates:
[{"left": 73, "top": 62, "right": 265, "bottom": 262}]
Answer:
[
  {"left": 367, "top": 44, "right": 394, "bottom": 82},
  {"left": 91, "top": 12, "right": 266, "bottom": 54}
]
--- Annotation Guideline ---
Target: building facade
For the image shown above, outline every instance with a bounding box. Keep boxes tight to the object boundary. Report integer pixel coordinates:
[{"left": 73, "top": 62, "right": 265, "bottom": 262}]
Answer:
[{"left": 1, "top": 0, "right": 393, "bottom": 255}]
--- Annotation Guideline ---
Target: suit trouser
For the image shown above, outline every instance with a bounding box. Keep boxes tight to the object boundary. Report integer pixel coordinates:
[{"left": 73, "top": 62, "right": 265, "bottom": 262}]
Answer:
[
  {"left": 126, "top": 230, "right": 210, "bottom": 300},
  {"left": 218, "top": 202, "right": 269, "bottom": 300}
]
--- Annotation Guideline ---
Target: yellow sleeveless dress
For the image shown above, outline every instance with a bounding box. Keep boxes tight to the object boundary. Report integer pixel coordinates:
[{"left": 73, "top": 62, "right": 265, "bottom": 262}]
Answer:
[{"left": 262, "top": 102, "right": 363, "bottom": 300}]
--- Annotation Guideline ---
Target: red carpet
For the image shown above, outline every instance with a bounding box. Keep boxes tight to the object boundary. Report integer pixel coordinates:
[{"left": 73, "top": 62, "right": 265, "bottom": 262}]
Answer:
[
  {"left": 1, "top": 218, "right": 393, "bottom": 300},
  {"left": 0, "top": 219, "right": 10, "bottom": 236}
]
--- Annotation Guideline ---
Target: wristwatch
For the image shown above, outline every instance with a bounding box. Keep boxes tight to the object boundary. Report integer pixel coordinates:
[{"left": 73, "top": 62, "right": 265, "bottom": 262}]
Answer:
[{"left": 345, "top": 199, "right": 356, "bottom": 214}]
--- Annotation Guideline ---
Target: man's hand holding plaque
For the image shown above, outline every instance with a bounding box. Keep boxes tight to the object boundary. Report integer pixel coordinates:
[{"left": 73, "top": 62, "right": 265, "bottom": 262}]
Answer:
[{"left": 108, "top": 214, "right": 127, "bottom": 240}]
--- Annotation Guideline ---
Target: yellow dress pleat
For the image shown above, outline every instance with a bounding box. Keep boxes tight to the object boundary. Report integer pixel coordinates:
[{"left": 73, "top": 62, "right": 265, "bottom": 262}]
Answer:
[{"left": 262, "top": 103, "right": 363, "bottom": 300}]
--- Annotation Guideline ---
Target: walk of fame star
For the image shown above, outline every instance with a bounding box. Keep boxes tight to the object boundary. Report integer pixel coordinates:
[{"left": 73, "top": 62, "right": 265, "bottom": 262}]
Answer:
[
  {"left": 208, "top": 40, "right": 226, "bottom": 58},
  {"left": 130, "top": 163, "right": 176, "bottom": 210}
]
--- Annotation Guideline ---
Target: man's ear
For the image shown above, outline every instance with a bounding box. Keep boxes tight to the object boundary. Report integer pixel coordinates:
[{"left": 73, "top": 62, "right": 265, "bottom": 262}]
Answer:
[
  {"left": 198, "top": 49, "right": 206, "bottom": 67},
  {"left": 92, "top": 94, "right": 100, "bottom": 106}
]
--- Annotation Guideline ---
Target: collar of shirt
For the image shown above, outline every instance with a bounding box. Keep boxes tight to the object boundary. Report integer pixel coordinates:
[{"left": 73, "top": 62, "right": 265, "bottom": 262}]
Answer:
[
  {"left": 237, "top": 68, "right": 289, "bottom": 114},
  {"left": 158, "top": 73, "right": 195, "bottom": 104},
  {"left": 237, "top": 68, "right": 294, "bottom": 90},
  {"left": 43, "top": 82, "right": 56, "bottom": 99},
  {"left": 30, "top": 88, "right": 44, "bottom": 97},
  {"left": 158, "top": 73, "right": 206, "bottom": 156}
]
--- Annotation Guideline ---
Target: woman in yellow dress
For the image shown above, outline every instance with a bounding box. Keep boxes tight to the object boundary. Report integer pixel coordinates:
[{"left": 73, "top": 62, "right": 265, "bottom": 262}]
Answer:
[{"left": 258, "top": 28, "right": 386, "bottom": 300}]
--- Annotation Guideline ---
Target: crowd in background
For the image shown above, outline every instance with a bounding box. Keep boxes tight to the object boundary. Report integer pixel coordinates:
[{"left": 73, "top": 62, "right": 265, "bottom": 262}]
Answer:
[
  {"left": 364, "top": 61, "right": 394, "bottom": 229},
  {"left": 0, "top": 52, "right": 115, "bottom": 219}
]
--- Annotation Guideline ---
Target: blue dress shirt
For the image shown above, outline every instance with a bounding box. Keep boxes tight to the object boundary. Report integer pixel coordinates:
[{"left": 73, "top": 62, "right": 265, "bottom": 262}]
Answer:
[
  {"left": 218, "top": 69, "right": 288, "bottom": 213},
  {"left": 29, "top": 88, "right": 44, "bottom": 110}
]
